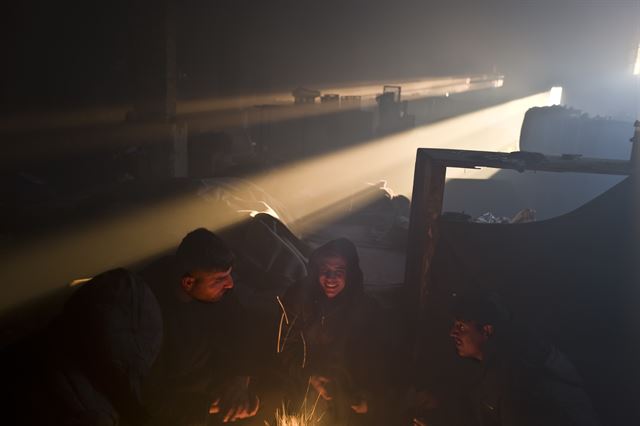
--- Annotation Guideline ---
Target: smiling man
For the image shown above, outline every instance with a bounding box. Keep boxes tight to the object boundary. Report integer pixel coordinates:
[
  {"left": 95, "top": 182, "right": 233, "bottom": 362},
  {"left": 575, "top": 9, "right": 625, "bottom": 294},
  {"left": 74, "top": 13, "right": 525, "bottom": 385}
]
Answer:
[{"left": 140, "top": 228, "right": 259, "bottom": 425}]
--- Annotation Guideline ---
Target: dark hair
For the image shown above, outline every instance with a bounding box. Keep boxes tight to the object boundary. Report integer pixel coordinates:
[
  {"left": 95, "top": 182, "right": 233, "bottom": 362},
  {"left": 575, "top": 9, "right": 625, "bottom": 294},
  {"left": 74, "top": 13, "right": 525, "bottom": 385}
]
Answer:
[
  {"left": 308, "top": 238, "right": 364, "bottom": 298},
  {"left": 450, "top": 294, "right": 509, "bottom": 329},
  {"left": 176, "top": 228, "right": 234, "bottom": 274}
]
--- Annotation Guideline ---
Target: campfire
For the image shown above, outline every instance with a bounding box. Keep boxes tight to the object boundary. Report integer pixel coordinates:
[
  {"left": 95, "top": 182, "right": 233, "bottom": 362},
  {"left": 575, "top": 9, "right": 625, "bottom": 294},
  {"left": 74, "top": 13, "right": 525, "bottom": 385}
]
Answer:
[
  {"left": 269, "top": 387, "right": 324, "bottom": 426},
  {"left": 273, "top": 410, "right": 320, "bottom": 426}
]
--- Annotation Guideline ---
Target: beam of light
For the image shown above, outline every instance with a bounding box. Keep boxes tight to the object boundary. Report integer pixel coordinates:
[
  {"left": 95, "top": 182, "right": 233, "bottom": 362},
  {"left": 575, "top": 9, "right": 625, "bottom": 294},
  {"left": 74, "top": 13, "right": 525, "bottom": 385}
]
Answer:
[
  {"left": 634, "top": 44, "right": 640, "bottom": 76},
  {"left": 171, "top": 75, "right": 506, "bottom": 137},
  {"left": 312, "top": 74, "right": 503, "bottom": 103},
  {"left": 548, "top": 86, "right": 563, "bottom": 106},
  {"left": 179, "top": 74, "right": 504, "bottom": 114},
  {"left": 252, "top": 91, "right": 551, "bottom": 218},
  {"left": 0, "top": 185, "right": 285, "bottom": 318},
  {"left": 2, "top": 75, "right": 505, "bottom": 168},
  {"left": 0, "top": 90, "right": 549, "bottom": 317},
  {"left": 0, "top": 74, "right": 502, "bottom": 134}
]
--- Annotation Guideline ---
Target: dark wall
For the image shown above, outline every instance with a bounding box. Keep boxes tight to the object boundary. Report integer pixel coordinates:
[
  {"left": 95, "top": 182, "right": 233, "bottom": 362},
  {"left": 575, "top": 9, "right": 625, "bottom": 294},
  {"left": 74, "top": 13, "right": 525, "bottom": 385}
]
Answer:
[{"left": 2, "top": 1, "right": 638, "bottom": 114}]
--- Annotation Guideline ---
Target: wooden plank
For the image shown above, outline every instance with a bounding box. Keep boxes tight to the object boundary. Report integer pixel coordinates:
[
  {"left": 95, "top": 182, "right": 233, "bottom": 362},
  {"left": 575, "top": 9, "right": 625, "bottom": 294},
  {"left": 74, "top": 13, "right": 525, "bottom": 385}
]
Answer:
[
  {"left": 404, "top": 151, "right": 446, "bottom": 317},
  {"left": 420, "top": 148, "right": 632, "bottom": 176},
  {"left": 405, "top": 147, "right": 634, "bottom": 321}
]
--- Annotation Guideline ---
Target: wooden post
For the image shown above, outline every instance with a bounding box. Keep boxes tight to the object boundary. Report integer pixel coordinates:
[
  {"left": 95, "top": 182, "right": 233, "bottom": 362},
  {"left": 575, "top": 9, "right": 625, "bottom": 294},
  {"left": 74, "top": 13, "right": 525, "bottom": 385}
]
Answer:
[
  {"left": 404, "top": 150, "right": 446, "bottom": 318},
  {"left": 403, "top": 146, "right": 634, "bottom": 320}
]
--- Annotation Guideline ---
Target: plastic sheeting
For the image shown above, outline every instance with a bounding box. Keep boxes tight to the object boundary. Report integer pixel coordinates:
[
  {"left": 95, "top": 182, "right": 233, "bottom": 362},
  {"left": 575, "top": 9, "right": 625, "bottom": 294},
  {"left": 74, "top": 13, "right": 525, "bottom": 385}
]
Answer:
[{"left": 427, "top": 177, "right": 640, "bottom": 425}]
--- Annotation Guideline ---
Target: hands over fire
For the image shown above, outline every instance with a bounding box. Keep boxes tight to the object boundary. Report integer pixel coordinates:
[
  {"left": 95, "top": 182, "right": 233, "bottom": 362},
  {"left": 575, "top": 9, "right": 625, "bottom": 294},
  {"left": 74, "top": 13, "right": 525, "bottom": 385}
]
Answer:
[{"left": 209, "top": 376, "right": 260, "bottom": 422}]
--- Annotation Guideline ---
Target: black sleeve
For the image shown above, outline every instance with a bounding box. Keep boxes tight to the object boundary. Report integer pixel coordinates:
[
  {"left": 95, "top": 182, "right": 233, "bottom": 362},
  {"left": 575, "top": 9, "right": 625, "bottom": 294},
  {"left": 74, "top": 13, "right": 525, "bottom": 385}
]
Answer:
[
  {"left": 347, "top": 299, "right": 388, "bottom": 393},
  {"left": 276, "top": 282, "right": 309, "bottom": 381}
]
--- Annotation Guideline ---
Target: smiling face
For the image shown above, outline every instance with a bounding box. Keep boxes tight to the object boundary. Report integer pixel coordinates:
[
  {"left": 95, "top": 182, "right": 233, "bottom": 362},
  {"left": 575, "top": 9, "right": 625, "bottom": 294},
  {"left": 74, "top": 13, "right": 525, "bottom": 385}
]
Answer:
[{"left": 317, "top": 255, "right": 347, "bottom": 299}]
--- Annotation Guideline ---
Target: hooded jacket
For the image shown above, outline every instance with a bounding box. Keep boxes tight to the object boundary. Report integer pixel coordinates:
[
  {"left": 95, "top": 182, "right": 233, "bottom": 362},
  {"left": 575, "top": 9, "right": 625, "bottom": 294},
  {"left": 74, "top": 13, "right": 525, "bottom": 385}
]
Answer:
[{"left": 278, "top": 239, "right": 384, "bottom": 405}]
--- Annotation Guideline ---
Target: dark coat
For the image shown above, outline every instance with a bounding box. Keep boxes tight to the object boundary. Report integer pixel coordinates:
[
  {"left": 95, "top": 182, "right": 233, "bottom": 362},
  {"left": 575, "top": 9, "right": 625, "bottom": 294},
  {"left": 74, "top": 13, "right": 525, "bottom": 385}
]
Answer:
[
  {"left": 139, "top": 256, "right": 252, "bottom": 426},
  {"left": 471, "top": 336, "right": 600, "bottom": 426},
  {"left": 278, "top": 239, "right": 386, "bottom": 421},
  {"left": 8, "top": 269, "right": 163, "bottom": 426}
]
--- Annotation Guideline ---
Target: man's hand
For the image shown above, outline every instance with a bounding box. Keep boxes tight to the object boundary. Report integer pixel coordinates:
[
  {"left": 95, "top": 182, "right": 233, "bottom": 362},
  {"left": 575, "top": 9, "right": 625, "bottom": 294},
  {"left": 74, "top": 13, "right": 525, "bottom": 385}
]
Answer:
[
  {"left": 309, "top": 375, "right": 333, "bottom": 401},
  {"left": 413, "top": 417, "right": 428, "bottom": 426},
  {"left": 350, "top": 399, "right": 368, "bottom": 414},
  {"left": 209, "top": 376, "right": 259, "bottom": 423}
]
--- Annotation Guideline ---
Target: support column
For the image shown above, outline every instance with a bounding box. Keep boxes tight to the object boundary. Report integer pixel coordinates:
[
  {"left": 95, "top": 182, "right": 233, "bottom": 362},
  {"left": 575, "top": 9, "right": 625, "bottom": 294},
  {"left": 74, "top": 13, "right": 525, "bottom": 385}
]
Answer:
[
  {"left": 129, "top": 0, "right": 177, "bottom": 121},
  {"left": 128, "top": 0, "right": 185, "bottom": 178},
  {"left": 404, "top": 150, "right": 446, "bottom": 317}
]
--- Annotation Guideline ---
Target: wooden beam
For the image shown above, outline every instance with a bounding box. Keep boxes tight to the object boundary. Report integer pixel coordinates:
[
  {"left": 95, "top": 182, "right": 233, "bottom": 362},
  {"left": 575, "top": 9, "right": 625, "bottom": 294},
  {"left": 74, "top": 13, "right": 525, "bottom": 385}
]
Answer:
[
  {"left": 420, "top": 149, "right": 632, "bottom": 176},
  {"left": 404, "top": 150, "right": 446, "bottom": 317},
  {"left": 404, "top": 147, "right": 633, "bottom": 320}
]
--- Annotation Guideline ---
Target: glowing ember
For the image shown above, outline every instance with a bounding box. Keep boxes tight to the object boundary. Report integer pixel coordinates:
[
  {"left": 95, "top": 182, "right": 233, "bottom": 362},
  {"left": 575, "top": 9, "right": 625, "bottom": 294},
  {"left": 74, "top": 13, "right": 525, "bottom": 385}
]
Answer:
[
  {"left": 273, "top": 411, "right": 315, "bottom": 426},
  {"left": 271, "top": 407, "right": 324, "bottom": 426},
  {"left": 268, "top": 388, "right": 324, "bottom": 426}
]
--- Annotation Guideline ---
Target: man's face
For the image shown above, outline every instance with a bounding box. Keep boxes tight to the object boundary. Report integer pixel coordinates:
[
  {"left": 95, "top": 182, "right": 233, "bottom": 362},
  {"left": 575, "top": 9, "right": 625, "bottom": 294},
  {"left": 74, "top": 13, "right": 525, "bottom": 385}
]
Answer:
[
  {"left": 449, "top": 319, "right": 492, "bottom": 361},
  {"left": 317, "top": 256, "right": 347, "bottom": 299},
  {"left": 182, "top": 267, "right": 234, "bottom": 303}
]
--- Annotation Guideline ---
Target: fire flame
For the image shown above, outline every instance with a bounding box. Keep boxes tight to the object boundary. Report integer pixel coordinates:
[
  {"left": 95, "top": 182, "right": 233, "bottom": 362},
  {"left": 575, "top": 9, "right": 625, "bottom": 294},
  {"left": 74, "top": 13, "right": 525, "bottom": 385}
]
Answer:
[{"left": 268, "top": 381, "right": 324, "bottom": 426}]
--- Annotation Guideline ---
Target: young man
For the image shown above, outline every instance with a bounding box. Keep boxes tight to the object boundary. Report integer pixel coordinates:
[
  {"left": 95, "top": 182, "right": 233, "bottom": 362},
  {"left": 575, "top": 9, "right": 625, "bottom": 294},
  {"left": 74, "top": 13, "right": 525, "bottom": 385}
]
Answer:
[
  {"left": 140, "top": 228, "right": 259, "bottom": 425},
  {"left": 449, "top": 295, "right": 600, "bottom": 426}
]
